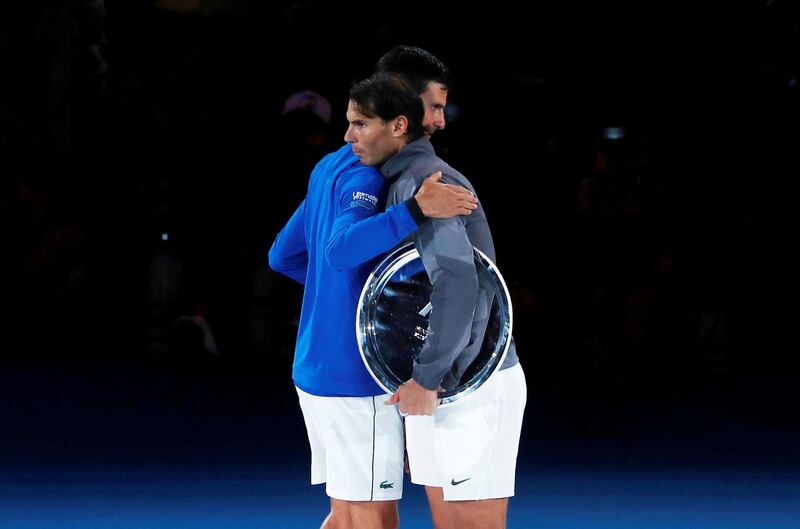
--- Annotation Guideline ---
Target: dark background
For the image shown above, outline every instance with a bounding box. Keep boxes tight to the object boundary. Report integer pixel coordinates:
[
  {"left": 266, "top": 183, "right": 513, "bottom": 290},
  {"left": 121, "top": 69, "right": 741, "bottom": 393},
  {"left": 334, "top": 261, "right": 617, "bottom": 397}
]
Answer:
[{"left": 1, "top": 1, "right": 798, "bottom": 527}]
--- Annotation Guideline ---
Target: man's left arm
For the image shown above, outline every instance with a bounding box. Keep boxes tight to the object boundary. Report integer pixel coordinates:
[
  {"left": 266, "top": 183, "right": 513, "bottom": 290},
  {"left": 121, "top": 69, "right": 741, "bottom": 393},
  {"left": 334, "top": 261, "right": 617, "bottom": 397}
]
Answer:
[
  {"left": 411, "top": 217, "right": 478, "bottom": 390},
  {"left": 386, "top": 178, "right": 479, "bottom": 415}
]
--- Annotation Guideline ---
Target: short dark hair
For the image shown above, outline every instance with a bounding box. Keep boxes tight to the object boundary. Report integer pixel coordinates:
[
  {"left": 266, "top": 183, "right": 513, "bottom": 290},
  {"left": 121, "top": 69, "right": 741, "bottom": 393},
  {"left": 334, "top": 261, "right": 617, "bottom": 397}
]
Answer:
[
  {"left": 375, "top": 45, "right": 452, "bottom": 95},
  {"left": 349, "top": 73, "right": 425, "bottom": 142}
]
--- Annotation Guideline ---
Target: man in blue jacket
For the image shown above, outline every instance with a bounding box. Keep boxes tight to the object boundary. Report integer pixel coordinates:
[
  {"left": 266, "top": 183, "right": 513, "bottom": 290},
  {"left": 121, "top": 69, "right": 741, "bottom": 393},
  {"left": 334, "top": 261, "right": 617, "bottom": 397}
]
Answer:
[
  {"left": 269, "top": 49, "right": 476, "bottom": 529},
  {"left": 344, "top": 73, "right": 526, "bottom": 529}
]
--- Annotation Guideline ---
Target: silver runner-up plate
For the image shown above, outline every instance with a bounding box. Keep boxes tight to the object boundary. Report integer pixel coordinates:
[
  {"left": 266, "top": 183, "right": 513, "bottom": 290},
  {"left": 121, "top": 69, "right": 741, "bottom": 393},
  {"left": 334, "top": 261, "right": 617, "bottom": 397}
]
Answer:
[{"left": 357, "top": 242, "right": 513, "bottom": 407}]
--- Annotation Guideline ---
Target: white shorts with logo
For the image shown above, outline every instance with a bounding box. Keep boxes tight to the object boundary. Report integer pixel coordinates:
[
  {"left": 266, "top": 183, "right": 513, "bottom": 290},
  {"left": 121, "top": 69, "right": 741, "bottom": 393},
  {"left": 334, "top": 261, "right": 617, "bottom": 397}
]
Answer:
[
  {"left": 405, "top": 362, "right": 526, "bottom": 501},
  {"left": 296, "top": 387, "right": 404, "bottom": 501}
]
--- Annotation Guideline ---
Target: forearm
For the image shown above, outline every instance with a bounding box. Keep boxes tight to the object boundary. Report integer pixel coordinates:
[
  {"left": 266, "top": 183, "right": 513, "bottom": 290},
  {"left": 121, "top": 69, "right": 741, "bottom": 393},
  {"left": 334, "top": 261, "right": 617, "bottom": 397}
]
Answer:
[
  {"left": 325, "top": 199, "right": 424, "bottom": 270},
  {"left": 411, "top": 220, "right": 479, "bottom": 390}
]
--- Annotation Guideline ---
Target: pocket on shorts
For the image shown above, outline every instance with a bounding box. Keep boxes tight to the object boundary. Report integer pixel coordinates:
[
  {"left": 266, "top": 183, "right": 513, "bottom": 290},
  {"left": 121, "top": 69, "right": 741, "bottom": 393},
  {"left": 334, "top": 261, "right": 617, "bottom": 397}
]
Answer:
[{"left": 434, "top": 406, "right": 492, "bottom": 477}]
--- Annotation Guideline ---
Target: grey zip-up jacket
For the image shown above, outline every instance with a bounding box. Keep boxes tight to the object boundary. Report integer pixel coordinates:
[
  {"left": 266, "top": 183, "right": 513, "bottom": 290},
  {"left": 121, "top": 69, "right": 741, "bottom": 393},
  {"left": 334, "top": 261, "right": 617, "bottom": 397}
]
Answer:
[{"left": 380, "top": 137, "right": 519, "bottom": 391}]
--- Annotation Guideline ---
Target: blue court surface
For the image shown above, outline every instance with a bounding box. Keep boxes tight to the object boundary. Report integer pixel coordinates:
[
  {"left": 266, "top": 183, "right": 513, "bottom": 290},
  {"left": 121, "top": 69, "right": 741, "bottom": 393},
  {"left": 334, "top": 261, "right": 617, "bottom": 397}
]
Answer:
[{"left": 2, "top": 365, "right": 798, "bottom": 528}]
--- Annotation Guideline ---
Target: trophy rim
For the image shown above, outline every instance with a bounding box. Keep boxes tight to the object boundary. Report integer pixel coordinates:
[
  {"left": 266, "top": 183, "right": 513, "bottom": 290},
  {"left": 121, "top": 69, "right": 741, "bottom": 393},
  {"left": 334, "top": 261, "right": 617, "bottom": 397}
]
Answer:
[{"left": 356, "top": 242, "right": 513, "bottom": 408}]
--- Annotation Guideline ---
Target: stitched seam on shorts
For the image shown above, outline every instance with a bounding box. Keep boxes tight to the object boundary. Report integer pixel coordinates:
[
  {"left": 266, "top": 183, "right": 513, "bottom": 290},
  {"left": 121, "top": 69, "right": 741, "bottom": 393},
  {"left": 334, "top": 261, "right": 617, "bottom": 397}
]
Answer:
[{"left": 370, "top": 396, "right": 377, "bottom": 501}]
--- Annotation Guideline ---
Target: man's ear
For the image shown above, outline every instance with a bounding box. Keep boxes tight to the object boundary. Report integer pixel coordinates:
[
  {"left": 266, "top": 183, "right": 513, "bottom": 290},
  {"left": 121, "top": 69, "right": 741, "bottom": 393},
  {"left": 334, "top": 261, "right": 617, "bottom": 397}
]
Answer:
[{"left": 392, "top": 115, "right": 409, "bottom": 137}]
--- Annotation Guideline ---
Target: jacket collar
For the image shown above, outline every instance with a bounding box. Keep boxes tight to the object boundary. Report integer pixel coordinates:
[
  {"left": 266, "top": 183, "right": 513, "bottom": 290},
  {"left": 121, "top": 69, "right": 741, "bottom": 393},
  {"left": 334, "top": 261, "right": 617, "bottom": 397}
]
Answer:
[{"left": 379, "top": 137, "right": 435, "bottom": 181}]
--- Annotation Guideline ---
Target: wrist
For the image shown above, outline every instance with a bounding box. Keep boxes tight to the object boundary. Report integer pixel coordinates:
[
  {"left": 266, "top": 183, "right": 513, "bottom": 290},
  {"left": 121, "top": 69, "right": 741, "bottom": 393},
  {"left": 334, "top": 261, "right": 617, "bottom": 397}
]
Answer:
[{"left": 406, "top": 196, "right": 428, "bottom": 224}]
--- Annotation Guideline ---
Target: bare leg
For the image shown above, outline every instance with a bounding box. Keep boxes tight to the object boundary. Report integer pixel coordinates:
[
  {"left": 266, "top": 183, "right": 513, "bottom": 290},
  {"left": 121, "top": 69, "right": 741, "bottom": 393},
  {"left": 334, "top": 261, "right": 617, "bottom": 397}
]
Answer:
[
  {"left": 321, "top": 498, "right": 353, "bottom": 529},
  {"left": 348, "top": 500, "right": 399, "bottom": 529},
  {"left": 424, "top": 486, "right": 456, "bottom": 529},
  {"left": 450, "top": 498, "right": 508, "bottom": 529}
]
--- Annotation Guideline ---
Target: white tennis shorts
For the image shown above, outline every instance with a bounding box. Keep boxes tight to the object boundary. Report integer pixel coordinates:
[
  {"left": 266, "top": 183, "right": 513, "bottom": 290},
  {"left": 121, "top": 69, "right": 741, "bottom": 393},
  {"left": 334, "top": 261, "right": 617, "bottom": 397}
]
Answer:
[
  {"left": 405, "top": 362, "right": 526, "bottom": 501},
  {"left": 296, "top": 387, "right": 404, "bottom": 501}
]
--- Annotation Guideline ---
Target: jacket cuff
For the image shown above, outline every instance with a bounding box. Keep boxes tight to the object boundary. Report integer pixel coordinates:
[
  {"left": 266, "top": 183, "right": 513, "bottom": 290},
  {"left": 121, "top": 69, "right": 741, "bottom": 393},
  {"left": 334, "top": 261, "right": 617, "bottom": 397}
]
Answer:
[
  {"left": 404, "top": 197, "right": 428, "bottom": 226},
  {"left": 412, "top": 363, "right": 444, "bottom": 391}
]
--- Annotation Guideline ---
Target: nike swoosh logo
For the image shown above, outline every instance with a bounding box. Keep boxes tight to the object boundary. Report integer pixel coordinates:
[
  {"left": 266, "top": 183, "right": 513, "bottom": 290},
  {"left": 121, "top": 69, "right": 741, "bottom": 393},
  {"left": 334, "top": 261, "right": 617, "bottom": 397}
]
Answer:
[{"left": 451, "top": 478, "right": 471, "bottom": 486}]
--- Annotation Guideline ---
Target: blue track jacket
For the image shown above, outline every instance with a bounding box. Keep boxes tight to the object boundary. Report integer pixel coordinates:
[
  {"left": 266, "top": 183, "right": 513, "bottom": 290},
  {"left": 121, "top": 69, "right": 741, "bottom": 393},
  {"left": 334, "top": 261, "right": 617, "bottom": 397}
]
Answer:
[{"left": 269, "top": 144, "right": 422, "bottom": 396}]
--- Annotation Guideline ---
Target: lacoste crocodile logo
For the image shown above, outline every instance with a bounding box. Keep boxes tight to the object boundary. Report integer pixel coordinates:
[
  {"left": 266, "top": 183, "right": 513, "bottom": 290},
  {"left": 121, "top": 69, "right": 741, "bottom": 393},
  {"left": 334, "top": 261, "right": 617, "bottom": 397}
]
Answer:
[{"left": 379, "top": 480, "right": 394, "bottom": 489}]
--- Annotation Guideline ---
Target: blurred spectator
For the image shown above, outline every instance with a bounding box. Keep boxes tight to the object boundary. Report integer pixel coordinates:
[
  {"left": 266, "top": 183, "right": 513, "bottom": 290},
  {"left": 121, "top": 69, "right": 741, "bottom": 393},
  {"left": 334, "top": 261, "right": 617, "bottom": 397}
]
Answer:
[{"left": 282, "top": 89, "right": 332, "bottom": 126}]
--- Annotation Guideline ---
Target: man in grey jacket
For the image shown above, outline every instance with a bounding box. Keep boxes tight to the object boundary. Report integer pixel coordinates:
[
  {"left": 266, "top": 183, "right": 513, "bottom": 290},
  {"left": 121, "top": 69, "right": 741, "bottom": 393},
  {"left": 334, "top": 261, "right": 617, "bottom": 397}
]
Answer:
[{"left": 345, "top": 73, "right": 526, "bottom": 529}]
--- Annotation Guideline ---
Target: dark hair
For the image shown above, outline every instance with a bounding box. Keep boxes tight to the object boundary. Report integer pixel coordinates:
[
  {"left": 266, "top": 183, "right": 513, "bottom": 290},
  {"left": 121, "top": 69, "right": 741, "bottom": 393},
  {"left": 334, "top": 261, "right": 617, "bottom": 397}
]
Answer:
[
  {"left": 349, "top": 73, "right": 425, "bottom": 142},
  {"left": 375, "top": 45, "right": 452, "bottom": 95}
]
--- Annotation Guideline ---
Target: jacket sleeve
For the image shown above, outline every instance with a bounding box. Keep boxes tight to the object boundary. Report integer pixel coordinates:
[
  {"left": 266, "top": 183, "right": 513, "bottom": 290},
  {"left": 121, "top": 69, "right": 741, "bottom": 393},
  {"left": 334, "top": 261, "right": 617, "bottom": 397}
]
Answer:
[
  {"left": 268, "top": 199, "right": 308, "bottom": 284},
  {"left": 410, "top": 214, "right": 478, "bottom": 390},
  {"left": 325, "top": 168, "right": 425, "bottom": 270}
]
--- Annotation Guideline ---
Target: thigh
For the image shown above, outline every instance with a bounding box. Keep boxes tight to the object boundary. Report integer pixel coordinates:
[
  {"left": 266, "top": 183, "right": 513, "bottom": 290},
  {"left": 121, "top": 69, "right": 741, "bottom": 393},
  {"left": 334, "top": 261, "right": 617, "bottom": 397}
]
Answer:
[
  {"left": 450, "top": 498, "right": 508, "bottom": 529},
  {"left": 405, "top": 382, "right": 493, "bottom": 495},
  {"left": 324, "top": 498, "right": 399, "bottom": 529},
  {"left": 425, "top": 486, "right": 456, "bottom": 529},
  {"left": 297, "top": 388, "right": 405, "bottom": 501},
  {"left": 406, "top": 364, "right": 527, "bottom": 501},
  {"left": 347, "top": 500, "right": 399, "bottom": 529}
]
